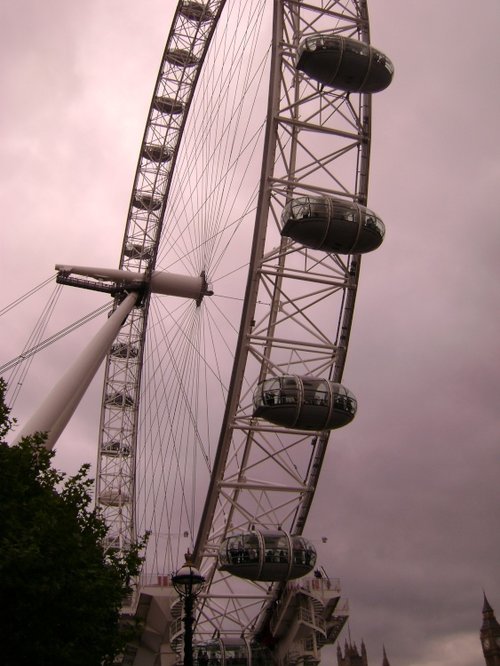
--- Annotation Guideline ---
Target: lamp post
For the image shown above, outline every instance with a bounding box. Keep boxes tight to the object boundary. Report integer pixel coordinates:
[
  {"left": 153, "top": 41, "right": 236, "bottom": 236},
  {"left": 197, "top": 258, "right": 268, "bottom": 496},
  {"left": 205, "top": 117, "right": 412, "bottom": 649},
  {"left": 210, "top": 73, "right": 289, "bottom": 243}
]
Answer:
[{"left": 172, "top": 555, "right": 205, "bottom": 666}]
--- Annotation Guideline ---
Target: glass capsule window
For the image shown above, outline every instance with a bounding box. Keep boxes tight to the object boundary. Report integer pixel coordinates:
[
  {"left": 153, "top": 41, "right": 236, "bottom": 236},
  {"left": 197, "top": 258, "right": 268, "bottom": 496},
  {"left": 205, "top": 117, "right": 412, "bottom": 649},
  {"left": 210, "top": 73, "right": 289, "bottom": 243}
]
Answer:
[
  {"left": 291, "top": 536, "right": 317, "bottom": 567},
  {"left": 333, "top": 385, "right": 357, "bottom": 414},
  {"left": 283, "top": 196, "right": 384, "bottom": 231},
  {"left": 336, "top": 202, "right": 355, "bottom": 223},
  {"left": 363, "top": 209, "right": 385, "bottom": 236},
  {"left": 263, "top": 533, "right": 289, "bottom": 564},
  {"left": 374, "top": 50, "right": 394, "bottom": 74},
  {"left": 254, "top": 376, "right": 299, "bottom": 409},
  {"left": 224, "top": 643, "right": 247, "bottom": 664},
  {"left": 302, "top": 378, "right": 329, "bottom": 406},
  {"left": 281, "top": 196, "right": 385, "bottom": 254},
  {"left": 194, "top": 640, "right": 272, "bottom": 666},
  {"left": 194, "top": 641, "right": 221, "bottom": 665},
  {"left": 297, "top": 33, "right": 394, "bottom": 94},
  {"left": 300, "top": 35, "right": 341, "bottom": 54},
  {"left": 285, "top": 196, "right": 325, "bottom": 220},
  {"left": 345, "top": 39, "right": 369, "bottom": 57},
  {"left": 219, "top": 530, "right": 317, "bottom": 581},
  {"left": 253, "top": 376, "right": 357, "bottom": 431},
  {"left": 221, "top": 533, "right": 260, "bottom": 566}
]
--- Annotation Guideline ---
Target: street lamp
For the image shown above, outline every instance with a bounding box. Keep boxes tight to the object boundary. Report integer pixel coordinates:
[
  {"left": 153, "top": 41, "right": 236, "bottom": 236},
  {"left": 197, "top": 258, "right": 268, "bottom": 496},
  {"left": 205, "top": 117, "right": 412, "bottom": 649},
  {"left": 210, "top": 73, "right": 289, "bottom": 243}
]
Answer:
[{"left": 172, "top": 554, "right": 205, "bottom": 666}]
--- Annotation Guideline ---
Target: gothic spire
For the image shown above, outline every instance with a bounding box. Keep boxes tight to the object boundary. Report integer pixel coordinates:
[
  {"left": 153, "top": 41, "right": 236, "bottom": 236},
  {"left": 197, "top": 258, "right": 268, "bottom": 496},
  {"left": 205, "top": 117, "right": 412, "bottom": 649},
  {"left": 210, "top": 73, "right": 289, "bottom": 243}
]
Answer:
[
  {"left": 482, "top": 593, "right": 500, "bottom": 633},
  {"left": 484, "top": 593, "right": 495, "bottom": 614}
]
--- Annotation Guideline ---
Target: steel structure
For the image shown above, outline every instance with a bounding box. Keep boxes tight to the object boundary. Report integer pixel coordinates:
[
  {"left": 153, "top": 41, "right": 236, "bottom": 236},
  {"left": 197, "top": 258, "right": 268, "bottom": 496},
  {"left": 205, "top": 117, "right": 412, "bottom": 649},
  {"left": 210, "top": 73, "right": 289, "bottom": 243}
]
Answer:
[{"left": 49, "top": 1, "right": 393, "bottom": 663}]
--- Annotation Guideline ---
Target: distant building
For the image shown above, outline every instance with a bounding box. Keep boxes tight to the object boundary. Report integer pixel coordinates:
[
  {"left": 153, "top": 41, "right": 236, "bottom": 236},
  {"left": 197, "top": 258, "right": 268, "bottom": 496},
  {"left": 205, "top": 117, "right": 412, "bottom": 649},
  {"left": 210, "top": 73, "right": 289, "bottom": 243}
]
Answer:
[
  {"left": 337, "top": 640, "right": 390, "bottom": 666},
  {"left": 481, "top": 594, "right": 500, "bottom": 666},
  {"left": 336, "top": 595, "right": 500, "bottom": 666}
]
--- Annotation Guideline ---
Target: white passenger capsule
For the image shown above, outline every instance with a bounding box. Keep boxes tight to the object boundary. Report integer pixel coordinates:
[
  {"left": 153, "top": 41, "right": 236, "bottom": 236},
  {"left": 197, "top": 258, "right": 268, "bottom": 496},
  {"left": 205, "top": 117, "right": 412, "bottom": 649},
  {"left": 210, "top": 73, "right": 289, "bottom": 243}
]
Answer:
[
  {"left": 152, "top": 96, "right": 184, "bottom": 115},
  {"left": 193, "top": 638, "right": 273, "bottom": 665},
  {"left": 123, "top": 243, "right": 154, "bottom": 261},
  {"left": 281, "top": 196, "right": 385, "bottom": 254},
  {"left": 253, "top": 376, "right": 356, "bottom": 431},
  {"left": 165, "top": 48, "right": 198, "bottom": 68},
  {"left": 104, "top": 391, "right": 134, "bottom": 408},
  {"left": 132, "top": 193, "right": 162, "bottom": 211},
  {"left": 142, "top": 144, "right": 173, "bottom": 163},
  {"left": 218, "top": 530, "right": 317, "bottom": 582},
  {"left": 297, "top": 34, "right": 394, "bottom": 93}
]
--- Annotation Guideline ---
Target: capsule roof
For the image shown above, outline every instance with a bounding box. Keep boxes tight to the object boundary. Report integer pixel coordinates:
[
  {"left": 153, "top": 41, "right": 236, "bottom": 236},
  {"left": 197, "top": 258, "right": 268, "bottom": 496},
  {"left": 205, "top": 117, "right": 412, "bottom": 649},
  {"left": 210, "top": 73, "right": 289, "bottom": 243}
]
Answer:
[
  {"left": 281, "top": 196, "right": 385, "bottom": 254},
  {"left": 297, "top": 34, "right": 394, "bottom": 93},
  {"left": 253, "top": 376, "right": 357, "bottom": 431},
  {"left": 218, "top": 529, "right": 316, "bottom": 582}
]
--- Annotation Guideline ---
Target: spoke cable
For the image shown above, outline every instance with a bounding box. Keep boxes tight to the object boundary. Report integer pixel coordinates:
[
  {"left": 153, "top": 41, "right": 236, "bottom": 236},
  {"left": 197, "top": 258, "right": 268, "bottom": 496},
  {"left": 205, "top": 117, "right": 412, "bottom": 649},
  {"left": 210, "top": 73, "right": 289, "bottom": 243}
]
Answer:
[
  {"left": 0, "top": 274, "right": 55, "bottom": 319},
  {"left": 0, "top": 302, "right": 111, "bottom": 376}
]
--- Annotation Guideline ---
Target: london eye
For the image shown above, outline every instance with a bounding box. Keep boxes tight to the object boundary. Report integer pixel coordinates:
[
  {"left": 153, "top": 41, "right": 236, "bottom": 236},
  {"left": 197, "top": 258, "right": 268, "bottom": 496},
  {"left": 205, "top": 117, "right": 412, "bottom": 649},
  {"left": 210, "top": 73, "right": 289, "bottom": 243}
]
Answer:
[{"left": 8, "top": 1, "right": 393, "bottom": 663}]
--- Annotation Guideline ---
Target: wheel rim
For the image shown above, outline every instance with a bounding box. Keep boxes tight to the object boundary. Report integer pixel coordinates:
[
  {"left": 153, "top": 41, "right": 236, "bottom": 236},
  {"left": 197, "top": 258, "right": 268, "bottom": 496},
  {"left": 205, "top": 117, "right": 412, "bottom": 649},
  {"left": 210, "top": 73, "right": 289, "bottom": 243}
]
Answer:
[
  {"left": 95, "top": 0, "right": 390, "bottom": 654},
  {"left": 96, "top": 0, "right": 272, "bottom": 580}
]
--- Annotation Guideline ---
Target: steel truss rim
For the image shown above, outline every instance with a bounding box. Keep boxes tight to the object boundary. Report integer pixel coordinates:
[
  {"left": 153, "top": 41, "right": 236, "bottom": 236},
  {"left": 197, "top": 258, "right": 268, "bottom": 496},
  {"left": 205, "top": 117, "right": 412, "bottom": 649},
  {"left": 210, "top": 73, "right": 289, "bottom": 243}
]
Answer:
[{"left": 95, "top": 0, "right": 376, "bottom": 658}]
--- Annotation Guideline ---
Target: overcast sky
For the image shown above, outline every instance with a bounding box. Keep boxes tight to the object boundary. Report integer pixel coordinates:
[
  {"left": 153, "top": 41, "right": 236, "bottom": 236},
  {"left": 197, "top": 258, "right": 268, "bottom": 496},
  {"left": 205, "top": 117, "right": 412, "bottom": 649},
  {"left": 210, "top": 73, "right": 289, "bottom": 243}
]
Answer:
[{"left": 1, "top": 2, "right": 499, "bottom": 666}]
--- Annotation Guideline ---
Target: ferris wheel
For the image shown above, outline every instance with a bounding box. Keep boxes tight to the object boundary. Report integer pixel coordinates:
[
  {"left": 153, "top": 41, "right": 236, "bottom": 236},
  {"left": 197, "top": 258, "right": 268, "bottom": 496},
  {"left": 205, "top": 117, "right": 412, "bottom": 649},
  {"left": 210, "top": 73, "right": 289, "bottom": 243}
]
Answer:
[{"left": 12, "top": 0, "right": 393, "bottom": 663}]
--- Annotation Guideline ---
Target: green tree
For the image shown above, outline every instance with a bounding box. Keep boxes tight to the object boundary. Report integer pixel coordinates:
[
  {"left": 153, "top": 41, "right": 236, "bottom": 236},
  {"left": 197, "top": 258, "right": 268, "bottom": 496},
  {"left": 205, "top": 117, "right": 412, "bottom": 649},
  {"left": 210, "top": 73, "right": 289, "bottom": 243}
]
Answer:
[{"left": 0, "top": 378, "right": 146, "bottom": 666}]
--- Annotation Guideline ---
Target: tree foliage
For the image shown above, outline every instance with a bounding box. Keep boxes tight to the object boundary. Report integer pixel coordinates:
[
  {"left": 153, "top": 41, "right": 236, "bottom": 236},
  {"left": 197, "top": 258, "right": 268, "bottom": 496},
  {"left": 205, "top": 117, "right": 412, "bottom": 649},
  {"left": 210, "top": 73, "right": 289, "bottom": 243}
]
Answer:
[{"left": 0, "top": 378, "right": 146, "bottom": 666}]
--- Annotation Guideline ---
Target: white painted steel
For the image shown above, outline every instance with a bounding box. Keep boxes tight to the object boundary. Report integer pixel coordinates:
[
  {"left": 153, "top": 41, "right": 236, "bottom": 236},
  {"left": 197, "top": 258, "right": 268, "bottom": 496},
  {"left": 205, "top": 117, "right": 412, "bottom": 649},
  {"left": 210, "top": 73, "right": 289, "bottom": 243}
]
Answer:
[
  {"left": 190, "top": 2, "right": 375, "bottom": 654},
  {"left": 95, "top": 0, "right": 229, "bottom": 580},
  {"left": 91, "top": 0, "right": 386, "bottom": 662},
  {"left": 55, "top": 265, "right": 206, "bottom": 300}
]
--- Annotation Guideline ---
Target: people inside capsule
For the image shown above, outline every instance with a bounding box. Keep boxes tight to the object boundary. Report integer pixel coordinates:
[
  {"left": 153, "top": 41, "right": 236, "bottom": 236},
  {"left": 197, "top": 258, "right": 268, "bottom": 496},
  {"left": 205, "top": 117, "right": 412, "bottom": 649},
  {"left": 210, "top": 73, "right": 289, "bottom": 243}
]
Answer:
[
  {"left": 253, "top": 375, "right": 357, "bottom": 431},
  {"left": 281, "top": 196, "right": 385, "bottom": 254},
  {"left": 193, "top": 641, "right": 220, "bottom": 666},
  {"left": 218, "top": 529, "right": 316, "bottom": 581},
  {"left": 102, "top": 441, "right": 131, "bottom": 456},
  {"left": 193, "top": 638, "right": 272, "bottom": 666},
  {"left": 152, "top": 96, "right": 184, "bottom": 115},
  {"left": 296, "top": 33, "right": 394, "bottom": 93},
  {"left": 105, "top": 391, "right": 134, "bottom": 408}
]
